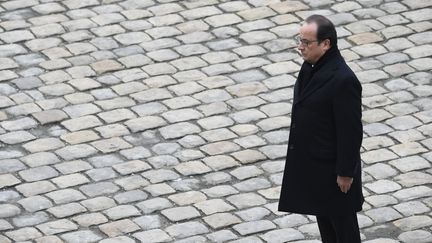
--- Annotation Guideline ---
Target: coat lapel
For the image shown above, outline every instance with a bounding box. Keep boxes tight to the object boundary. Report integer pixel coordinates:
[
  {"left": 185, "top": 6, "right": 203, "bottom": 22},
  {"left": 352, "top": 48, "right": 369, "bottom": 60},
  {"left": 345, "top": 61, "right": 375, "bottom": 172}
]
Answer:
[{"left": 294, "top": 64, "right": 337, "bottom": 106}]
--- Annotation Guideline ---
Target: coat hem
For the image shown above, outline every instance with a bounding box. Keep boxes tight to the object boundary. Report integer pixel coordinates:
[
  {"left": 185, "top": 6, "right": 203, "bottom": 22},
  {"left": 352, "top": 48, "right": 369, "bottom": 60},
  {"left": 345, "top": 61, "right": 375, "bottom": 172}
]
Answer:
[{"left": 278, "top": 205, "right": 363, "bottom": 216}]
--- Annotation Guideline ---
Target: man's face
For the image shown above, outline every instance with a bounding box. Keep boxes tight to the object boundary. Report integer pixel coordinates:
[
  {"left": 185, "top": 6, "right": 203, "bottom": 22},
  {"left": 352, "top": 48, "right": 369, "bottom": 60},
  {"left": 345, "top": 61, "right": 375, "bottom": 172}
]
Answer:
[{"left": 297, "top": 22, "right": 330, "bottom": 64}]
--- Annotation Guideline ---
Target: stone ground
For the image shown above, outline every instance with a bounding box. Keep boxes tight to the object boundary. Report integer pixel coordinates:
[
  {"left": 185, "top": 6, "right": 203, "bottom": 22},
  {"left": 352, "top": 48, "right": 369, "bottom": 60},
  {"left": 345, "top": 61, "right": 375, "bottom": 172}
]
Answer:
[{"left": 0, "top": 0, "right": 431, "bottom": 242}]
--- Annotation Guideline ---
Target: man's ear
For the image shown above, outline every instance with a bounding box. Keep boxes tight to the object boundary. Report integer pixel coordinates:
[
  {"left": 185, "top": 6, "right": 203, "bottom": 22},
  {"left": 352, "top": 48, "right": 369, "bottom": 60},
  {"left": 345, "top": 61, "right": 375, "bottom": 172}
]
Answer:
[{"left": 323, "top": 39, "right": 331, "bottom": 51}]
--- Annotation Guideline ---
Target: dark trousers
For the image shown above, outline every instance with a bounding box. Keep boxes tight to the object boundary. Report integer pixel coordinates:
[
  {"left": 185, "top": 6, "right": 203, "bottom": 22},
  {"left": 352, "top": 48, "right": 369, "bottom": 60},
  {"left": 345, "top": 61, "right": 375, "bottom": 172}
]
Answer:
[{"left": 316, "top": 213, "right": 361, "bottom": 243}]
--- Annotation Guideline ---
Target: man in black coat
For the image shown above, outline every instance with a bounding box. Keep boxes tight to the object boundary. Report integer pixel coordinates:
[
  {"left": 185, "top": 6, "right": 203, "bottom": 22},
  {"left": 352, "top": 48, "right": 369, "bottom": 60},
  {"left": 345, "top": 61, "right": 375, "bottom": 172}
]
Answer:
[{"left": 278, "top": 15, "right": 363, "bottom": 243}]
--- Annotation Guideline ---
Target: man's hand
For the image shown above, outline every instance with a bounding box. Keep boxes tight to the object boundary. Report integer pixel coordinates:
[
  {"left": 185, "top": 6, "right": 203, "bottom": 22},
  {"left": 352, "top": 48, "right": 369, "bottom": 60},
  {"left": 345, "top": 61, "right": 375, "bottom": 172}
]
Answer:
[{"left": 337, "top": 176, "right": 353, "bottom": 193}]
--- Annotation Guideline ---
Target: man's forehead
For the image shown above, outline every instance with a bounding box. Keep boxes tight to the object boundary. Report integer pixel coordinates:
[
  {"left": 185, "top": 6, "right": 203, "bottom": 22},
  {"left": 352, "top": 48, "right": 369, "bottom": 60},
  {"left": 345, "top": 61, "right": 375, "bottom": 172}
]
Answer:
[{"left": 299, "top": 22, "right": 318, "bottom": 36}]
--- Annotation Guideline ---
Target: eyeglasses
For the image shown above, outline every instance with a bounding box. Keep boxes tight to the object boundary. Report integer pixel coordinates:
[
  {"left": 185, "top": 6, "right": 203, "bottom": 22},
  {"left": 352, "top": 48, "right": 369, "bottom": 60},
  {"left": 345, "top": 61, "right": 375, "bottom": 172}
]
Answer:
[{"left": 295, "top": 35, "right": 319, "bottom": 47}]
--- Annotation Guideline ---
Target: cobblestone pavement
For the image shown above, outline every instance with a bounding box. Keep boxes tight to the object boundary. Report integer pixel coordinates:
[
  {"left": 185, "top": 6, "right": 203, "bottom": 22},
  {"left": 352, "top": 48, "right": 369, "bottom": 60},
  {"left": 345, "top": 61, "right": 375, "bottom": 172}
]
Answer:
[{"left": 0, "top": 0, "right": 431, "bottom": 242}]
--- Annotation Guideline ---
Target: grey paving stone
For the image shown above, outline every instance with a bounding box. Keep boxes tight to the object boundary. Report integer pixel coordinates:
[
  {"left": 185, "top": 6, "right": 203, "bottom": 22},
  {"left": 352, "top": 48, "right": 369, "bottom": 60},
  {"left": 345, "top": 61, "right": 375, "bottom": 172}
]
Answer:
[
  {"left": 258, "top": 145, "right": 286, "bottom": 160},
  {"left": 393, "top": 186, "right": 432, "bottom": 201},
  {"left": 0, "top": 159, "right": 26, "bottom": 174},
  {"left": 174, "top": 149, "right": 205, "bottom": 161},
  {"left": 60, "top": 130, "right": 99, "bottom": 145},
  {"left": 61, "top": 115, "right": 102, "bottom": 132},
  {"left": 201, "top": 155, "right": 238, "bottom": 171},
  {"left": 159, "top": 122, "right": 201, "bottom": 139},
  {"left": 54, "top": 160, "right": 92, "bottom": 175},
  {"left": 19, "top": 166, "right": 59, "bottom": 182},
  {"left": 273, "top": 214, "right": 309, "bottom": 228},
  {"left": 18, "top": 195, "right": 53, "bottom": 213},
  {"left": 133, "top": 215, "right": 162, "bottom": 231},
  {"left": 233, "top": 220, "right": 276, "bottom": 235},
  {"left": 395, "top": 171, "right": 432, "bottom": 187},
  {"left": 202, "top": 185, "right": 239, "bottom": 198},
  {"left": 231, "top": 149, "right": 267, "bottom": 164},
  {"left": 161, "top": 206, "right": 201, "bottom": 222},
  {"left": 160, "top": 176, "right": 197, "bottom": 191},
  {"left": 48, "top": 203, "right": 87, "bottom": 218},
  {"left": 193, "top": 102, "right": 227, "bottom": 117},
  {"left": 398, "top": 230, "right": 432, "bottom": 243},
  {"left": 162, "top": 96, "right": 200, "bottom": 110},
  {"left": 60, "top": 230, "right": 102, "bottom": 243},
  {"left": 365, "top": 180, "right": 402, "bottom": 194},
  {"left": 4, "top": 227, "right": 42, "bottom": 241},
  {"left": 393, "top": 201, "right": 430, "bottom": 217},
  {"left": 393, "top": 215, "right": 432, "bottom": 231},
  {"left": 235, "top": 207, "right": 271, "bottom": 222},
  {"left": 196, "top": 116, "right": 233, "bottom": 131},
  {"left": 364, "top": 163, "right": 398, "bottom": 179},
  {"left": 98, "top": 236, "right": 136, "bottom": 243},
  {"left": 55, "top": 144, "right": 98, "bottom": 160},
  {"left": 201, "top": 213, "right": 241, "bottom": 230},
  {"left": 202, "top": 171, "right": 231, "bottom": 185},
  {"left": 0, "top": 220, "right": 13, "bottom": 233},
  {"left": 22, "top": 137, "right": 65, "bottom": 153},
  {"left": 96, "top": 124, "right": 130, "bottom": 138},
  {"left": 13, "top": 211, "right": 49, "bottom": 227},
  {"left": 0, "top": 174, "right": 20, "bottom": 189},
  {"left": 15, "top": 181, "right": 57, "bottom": 197},
  {"left": 31, "top": 228, "right": 59, "bottom": 240},
  {"left": 135, "top": 197, "right": 172, "bottom": 214},
  {"left": 32, "top": 110, "right": 68, "bottom": 125},
  {"left": 389, "top": 129, "right": 424, "bottom": 143},
  {"left": 0, "top": 204, "right": 21, "bottom": 218},
  {"left": 165, "top": 221, "right": 209, "bottom": 239},
  {"left": 162, "top": 108, "right": 203, "bottom": 123},
  {"left": 227, "top": 96, "right": 266, "bottom": 111},
  {"left": 114, "top": 175, "right": 149, "bottom": 191},
  {"left": 144, "top": 183, "right": 176, "bottom": 197},
  {"left": 0, "top": 190, "right": 20, "bottom": 203},
  {"left": 207, "top": 230, "right": 238, "bottom": 242},
  {"left": 227, "top": 193, "right": 267, "bottom": 209},
  {"left": 200, "top": 141, "right": 240, "bottom": 155},
  {"left": 363, "top": 123, "right": 394, "bottom": 136},
  {"left": 234, "top": 177, "right": 271, "bottom": 192},
  {"left": 0, "top": 149, "right": 24, "bottom": 160},
  {"left": 390, "top": 142, "right": 427, "bottom": 157},
  {"left": 261, "top": 160, "right": 285, "bottom": 173},
  {"left": 229, "top": 236, "right": 264, "bottom": 243},
  {"left": 37, "top": 219, "right": 78, "bottom": 235},
  {"left": 81, "top": 197, "right": 116, "bottom": 212},
  {"left": 112, "top": 160, "right": 151, "bottom": 175},
  {"left": 1, "top": 117, "right": 37, "bottom": 131},
  {"left": 91, "top": 137, "right": 132, "bottom": 153},
  {"left": 80, "top": 182, "right": 120, "bottom": 197},
  {"left": 0, "top": 1, "right": 430, "bottom": 242},
  {"left": 174, "top": 160, "right": 211, "bottom": 176},
  {"left": 72, "top": 213, "right": 108, "bottom": 227},
  {"left": 104, "top": 205, "right": 140, "bottom": 220},
  {"left": 142, "top": 169, "right": 179, "bottom": 184},
  {"left": 99, "top": 219, "right": 139, "bottom": 237},
  {"left": 361, "top": 149, "right": 398, "bottom": 164},
  {"left": 86, "top": 167, "right": 117, "bottom": 182},
  {"left": 133, "top": 229, "right": 172, "bottom": 243},
  {"left": 260, "top": 228, "right": 304, "bottom": 243},
  {"left": 151, "top": 142, "right": 181, "bottom": 155},
  {"left": 409, "top": 58, "right": 432, "bottom": 71},
  {"left": 113, "top": 189, "right": 148, "bottom": 204},
  {"left": 193, "top": 199, "right": 233, "bottom": 215}
]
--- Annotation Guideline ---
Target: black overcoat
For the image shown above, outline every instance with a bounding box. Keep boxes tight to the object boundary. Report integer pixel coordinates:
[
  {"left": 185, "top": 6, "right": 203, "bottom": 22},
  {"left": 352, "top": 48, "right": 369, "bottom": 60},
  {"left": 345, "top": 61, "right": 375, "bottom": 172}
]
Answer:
[{"left": 278, "top": 47, "right": 364, "bottom": 216}]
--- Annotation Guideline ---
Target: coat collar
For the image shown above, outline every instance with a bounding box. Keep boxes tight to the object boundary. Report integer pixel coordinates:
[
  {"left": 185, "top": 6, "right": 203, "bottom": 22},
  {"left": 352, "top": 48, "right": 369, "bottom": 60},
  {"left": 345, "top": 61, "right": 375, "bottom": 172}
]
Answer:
[{"left": 294, "top": 47, "right": 342, "bottom": 105}]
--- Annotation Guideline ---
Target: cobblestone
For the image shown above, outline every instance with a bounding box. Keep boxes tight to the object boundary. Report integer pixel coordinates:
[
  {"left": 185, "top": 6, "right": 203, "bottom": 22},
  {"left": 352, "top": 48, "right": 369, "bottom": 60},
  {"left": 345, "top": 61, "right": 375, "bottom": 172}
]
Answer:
[
  {"left": 165, "top": 221, "right": 209, "bottom": 239},
  {"left": 0, "top": 1, "right": 428, "bottom": 242}
]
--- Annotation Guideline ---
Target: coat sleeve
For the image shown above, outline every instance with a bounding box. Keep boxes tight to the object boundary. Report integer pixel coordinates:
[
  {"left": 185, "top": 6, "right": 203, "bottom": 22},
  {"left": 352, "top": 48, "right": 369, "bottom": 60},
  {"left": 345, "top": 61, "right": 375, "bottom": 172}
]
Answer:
[{"left": 332, "top": 76, "right": 363, "bottom": 177}]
